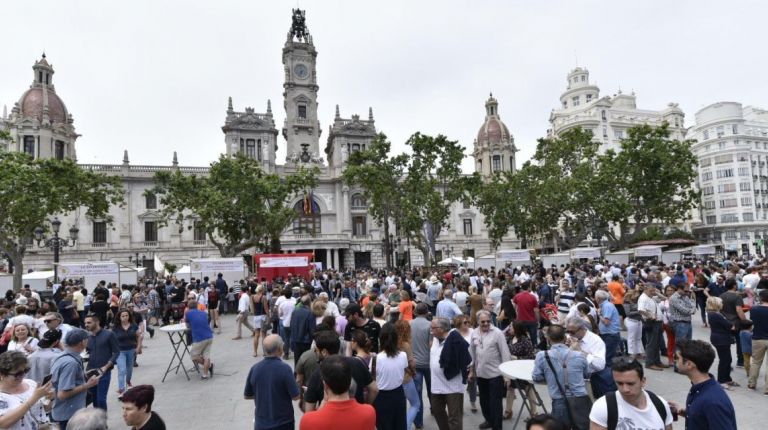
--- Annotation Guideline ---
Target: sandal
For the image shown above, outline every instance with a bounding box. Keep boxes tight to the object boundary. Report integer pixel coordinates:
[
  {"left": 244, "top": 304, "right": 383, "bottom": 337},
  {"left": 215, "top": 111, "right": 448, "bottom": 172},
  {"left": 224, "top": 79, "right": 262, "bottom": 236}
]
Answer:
[
  {"left": 470, "top": 402, "right": 477, "bottom": 413},
  {"left": 503, "top": 410, "right": 513, "bottom": 420},
  {"left": 727, "top": 381, "right": 741, "bottom": 387}
]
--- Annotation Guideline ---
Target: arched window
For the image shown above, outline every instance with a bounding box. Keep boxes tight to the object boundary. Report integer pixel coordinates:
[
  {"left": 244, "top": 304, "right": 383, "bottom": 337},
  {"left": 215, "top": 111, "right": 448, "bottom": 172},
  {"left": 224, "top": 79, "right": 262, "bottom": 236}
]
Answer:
[
  {"left": 293, "top": 199, "right": 321, "bottom": 235},
  {"left": 351, "top": 194, "right": 367, "bottom": 210}
]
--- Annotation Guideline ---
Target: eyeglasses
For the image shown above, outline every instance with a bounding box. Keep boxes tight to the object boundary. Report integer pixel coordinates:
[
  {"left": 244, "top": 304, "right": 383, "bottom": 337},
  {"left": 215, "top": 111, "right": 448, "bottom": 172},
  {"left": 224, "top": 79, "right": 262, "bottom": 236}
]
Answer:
[
  {"left": 565, "top": 327, "right": 582, "bottom": 335},
  {"left": 462, "top": 321, "right": 471, "bottom": 326},
  {"left": 44, "top": 319, "right": 58, "bottom": 324},
  {"left": 478, "top": 320, "right": 491, "bottom": 325},
  {"left": 8, "top": 368, "right": 30, "bottom": 379}
]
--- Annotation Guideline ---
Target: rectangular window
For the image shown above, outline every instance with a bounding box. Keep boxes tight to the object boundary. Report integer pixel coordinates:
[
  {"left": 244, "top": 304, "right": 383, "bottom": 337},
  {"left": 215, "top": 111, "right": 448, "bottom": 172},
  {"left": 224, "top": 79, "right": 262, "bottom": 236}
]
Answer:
[
  {"left": 23, "top": 136, "right": 35, "bottom": 156},
  {"left": 614, "top": 129, "right": 624, "bottom": 140},
  {"left": 700, "top": 158, "right": 711, "bottom": 167},
  {"left": 572, "top": 96, "right": 580, "bottom": 106},
  {"left": 717, "top": 126, "right": 725, "bottom": 137},
  {"left": 586, "top": 94, "right": 592, "bottom": 102},
  {"left": 55, "top": 141, "right": 65, "bottom": 160},
  {"left": 721, "top": 214, "right": 739, "bottom": 223},
  {"left": 352, "top": 143, "right": 360, "bottom": 152},
  {"left": 257, "top": 140, "right": 263, "bottom": 161},
  {"left": 703, "top": 130, "right": 710, "bottom": 140},
  {"left": 719, "top": 198, "right": 738, "bottom": 208},
  {"left": 717, "top": 183, "right": 736, "bottom": 193},
  {"left": 741, "top": 196, "right": 753, "bottom": 206},
  {"left": 702, "top": 186, "right": 714, "bottom": 196},
  {"left": 492, "top": 155, "right": 501, "bottom": 172},
  {"left": 737, "top": 153, "right": 749, "bottom": 162},
  {"left": 740, "top": 182, "right": 752, "bottom": 191},
  {"left": 144, "top": 222, "right": 158, "bottom": 242},
  {"left": 701, "top": 171, "right": 713, "bottom": 181},
  {"left": 715, "top": 154, "right": 733, "bottom": 164},
  {"left": 733, "top": 124, "right": 739, "bottom": 134},
  {"left": 725, "top": 230, "right": 737, "bottom": 239},
  {"left": 298, "top": 105, "right": 307, "bottom": 119},
  {"left": 706, "top": 215, "right": 717, "bottom": 224},
  {"left": 738, "top": 167, "right": 750, "bottom": 177},
  {"left": 716, "top": 169, "right": 734, "bottom": 179},
  {"left": 352, "top": 215, "right": 367, "bottom": 236},
  {"left": 145, "top": 193, "right": 157, "bottom": 209},
  {"left": 601, "top": 110, "right": 607, "bottom": 121},
  {"left": 246, "top": 139, "right": 256, "bottom": 158},
  {"left": 744, "top": 213, "right": 755, "bottom": 222},
  {"left": 463, "top": 219, "right": 473, "bottom": 236},
  {"left": 193, "top": 221, "right": 206, "bottom": 242},
  {"left": 92, "top": 222, "right": 107, "bottom": 244},
  {"left": 602, "top": 126, "right": 608, "bottom": 137},
  {"left": 703, "top": 200, "right": 716, "bottom": 210}
]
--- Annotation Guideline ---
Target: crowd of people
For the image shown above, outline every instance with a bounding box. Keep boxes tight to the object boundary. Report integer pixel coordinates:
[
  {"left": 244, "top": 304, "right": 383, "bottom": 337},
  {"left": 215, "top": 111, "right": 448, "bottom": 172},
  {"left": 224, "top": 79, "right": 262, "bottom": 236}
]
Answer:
[
  {"left": 229, "top": 257, "right": 755, "bottom": 430},
  {"left": 0, "top": 281, "right": 166, "bottom": 429},
  {"left": 2, "top": 253, "right": 761, "bottom": 429}
]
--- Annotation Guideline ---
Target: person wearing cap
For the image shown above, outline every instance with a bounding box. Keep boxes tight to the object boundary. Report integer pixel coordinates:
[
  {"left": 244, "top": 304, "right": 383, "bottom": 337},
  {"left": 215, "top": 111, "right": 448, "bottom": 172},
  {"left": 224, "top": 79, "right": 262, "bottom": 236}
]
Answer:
[
  {"left": 27, "top": 328, "right": 63, "bottom": 384},
  {"left": 50, "top": 328, "right": 101, "bottom": 429},
  {"left": 344, "top": 303, "right": 381, "bottom": 354},
  {"left": 426, "top": 276, "right": 442, "bottom": 315},
  {"left": 120, "top": 384, "right": 166, "bottom": 430}
]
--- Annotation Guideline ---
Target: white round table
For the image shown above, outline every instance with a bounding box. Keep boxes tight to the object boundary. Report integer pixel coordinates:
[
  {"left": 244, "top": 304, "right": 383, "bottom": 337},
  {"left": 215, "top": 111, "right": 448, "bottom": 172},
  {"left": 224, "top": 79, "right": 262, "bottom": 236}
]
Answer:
[
  {"left": 159, "top": 323, "right": 197, "bottom": 382},
  {"left": 498, "top": 360, "right": 547, "bottom": 429}
]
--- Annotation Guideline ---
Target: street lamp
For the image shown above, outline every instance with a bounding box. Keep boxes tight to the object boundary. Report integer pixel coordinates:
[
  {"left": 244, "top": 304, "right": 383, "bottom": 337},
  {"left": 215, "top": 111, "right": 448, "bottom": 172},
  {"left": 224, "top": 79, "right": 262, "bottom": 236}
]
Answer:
[
  {"left": 129, "top": 253, "right": 146, "bottom": 268},
  {"left": 34, "top": 217, "right": 79, "bottom": 284}
]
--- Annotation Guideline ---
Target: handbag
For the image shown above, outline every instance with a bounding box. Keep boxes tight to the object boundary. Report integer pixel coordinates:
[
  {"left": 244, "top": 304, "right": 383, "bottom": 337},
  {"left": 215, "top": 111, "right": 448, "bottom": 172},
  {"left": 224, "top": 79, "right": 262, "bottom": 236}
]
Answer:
[{"left": 544, "top": 350, "right": 592, "bottom": 430}]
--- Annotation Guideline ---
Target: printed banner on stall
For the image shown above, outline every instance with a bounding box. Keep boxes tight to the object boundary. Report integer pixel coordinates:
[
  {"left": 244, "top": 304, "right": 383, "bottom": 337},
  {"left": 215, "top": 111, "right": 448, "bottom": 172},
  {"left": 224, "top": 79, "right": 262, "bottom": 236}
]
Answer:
[
  {"left": 498, "top": 250, "right": 530, "bottom": 261},
  {"left": 58, "top": 262, "right": 119, "bottom": 277},
  {"left": 258, "top": 255, "right": 310, "bottom": 268},
  {"left": 571, "top": 248, "right": 601, "bottom": 259},
  {"left": 190, "top": 258, "right": 245, "bottom": 272},
  {"left": 634, "top": 247, "right": 662, "bottom": 257},
  {"left": 692, "top": 245, "right": 716, "bottom": 255}
]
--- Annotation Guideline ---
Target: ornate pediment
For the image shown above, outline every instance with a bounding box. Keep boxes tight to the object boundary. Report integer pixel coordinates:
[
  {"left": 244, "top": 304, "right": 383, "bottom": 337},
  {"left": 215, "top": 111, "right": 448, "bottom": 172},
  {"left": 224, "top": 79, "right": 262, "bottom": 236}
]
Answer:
[
  {"left": 137, "top": 210, "right": 164, "bottom": 221},
  {"left": 225, "top": 108, "right": 273, "bottom": 131},
  {"left": 338, "top": 115, "right": 375, "bottom": 136}
]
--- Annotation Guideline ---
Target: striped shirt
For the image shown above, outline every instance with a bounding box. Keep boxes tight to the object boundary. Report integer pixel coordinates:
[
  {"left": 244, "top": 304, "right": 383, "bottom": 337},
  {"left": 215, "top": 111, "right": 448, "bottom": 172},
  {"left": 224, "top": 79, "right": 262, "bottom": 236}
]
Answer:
[{"left": 557, "top": 290, "right": 576, "bottom": 314}]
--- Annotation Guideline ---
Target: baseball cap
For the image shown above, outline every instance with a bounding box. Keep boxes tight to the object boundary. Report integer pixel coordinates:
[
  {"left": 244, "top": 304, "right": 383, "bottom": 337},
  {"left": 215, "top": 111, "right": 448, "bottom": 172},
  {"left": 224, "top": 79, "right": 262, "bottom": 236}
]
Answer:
[
  {"left": 345, "top": 303, "right": 362, "bottom": 317},
  {"left": 39, "top": 329, "right": 62, "bottom": 348},
  {"left": 64, "top": 328, "right": 90, "bottom": 346}
]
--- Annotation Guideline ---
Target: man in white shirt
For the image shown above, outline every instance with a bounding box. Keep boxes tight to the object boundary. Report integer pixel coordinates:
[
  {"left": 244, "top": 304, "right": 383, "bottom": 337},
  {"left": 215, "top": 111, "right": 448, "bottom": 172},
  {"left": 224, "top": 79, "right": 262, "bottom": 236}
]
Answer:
[
  {"left": 234, "top": 288, "right": 255, "bottom": 340},
  {"left": 278, "top": 288, "right": 297, "bottom": 359},
  {"left": 38, "top": 312, "right": 74, "bottom": 341},
  {"left": 743, "top": 266, "right": 760, "bottom": 291},
  {"left": 430, "top": 317, "right": 467, "bottom": 430},
  {"left": 318, "top": 292, "right": 340, "bottom": 318},
  {"left": 589, "top": 358, "right": 673, "bottom": 430},
  {"left": 565, "top": 316, "right": 617, "bottom": 399},
  {"left": 637, "top": 283, "right": 667, "bottom": 371}
]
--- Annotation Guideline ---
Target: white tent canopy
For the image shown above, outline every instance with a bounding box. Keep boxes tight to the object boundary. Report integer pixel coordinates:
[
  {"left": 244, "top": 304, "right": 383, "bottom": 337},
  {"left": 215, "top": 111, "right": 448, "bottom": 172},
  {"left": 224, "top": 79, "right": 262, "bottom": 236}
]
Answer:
[
  {"left": 632, "top": 245, "right": 664, "bottom": 259},
  {"left": 692, "top": 245, "right": 717, "bottom": 255},
  {"left": 22, "top": 271, "right": 55, "bottom": 280}
]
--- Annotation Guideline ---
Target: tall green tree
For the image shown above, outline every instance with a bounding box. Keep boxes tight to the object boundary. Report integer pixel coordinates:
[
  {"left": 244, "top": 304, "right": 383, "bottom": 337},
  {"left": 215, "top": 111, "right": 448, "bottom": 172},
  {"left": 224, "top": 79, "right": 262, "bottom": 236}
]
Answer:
[
  {"left": 597, "top": 123, "right": 699, "bottom": 248},
  {"left": 152, "top": 154, "right": 318, "bottom": 256},
  {"left": 342, "top": 134, "right": 408, "bottom": 267},
  {"left": 399, "top": 133, "right": 478, "bottom": 266},
  {"left": 0, "top": 151, "right": 125, "bottom": 291}
]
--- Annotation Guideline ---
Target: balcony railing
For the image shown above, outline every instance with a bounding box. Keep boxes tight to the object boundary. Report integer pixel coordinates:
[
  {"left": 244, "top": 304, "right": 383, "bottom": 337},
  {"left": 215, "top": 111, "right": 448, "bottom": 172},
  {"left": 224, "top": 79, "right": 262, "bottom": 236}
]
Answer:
[
  {"left": 90, "top": 243, "right": 107, "bottom": 248},
  {"left": 193, "top": 240, "right": 207, "bottom": 246},
  {"left": 143, "top": 241, "right": 158, "bottom": 247}
]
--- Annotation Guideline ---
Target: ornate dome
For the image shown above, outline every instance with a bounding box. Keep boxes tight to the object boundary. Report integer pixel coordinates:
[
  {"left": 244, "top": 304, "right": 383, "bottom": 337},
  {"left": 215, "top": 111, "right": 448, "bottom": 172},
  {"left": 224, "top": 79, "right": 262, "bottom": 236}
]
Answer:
[
  {"left": 16, "top": 54, "right": 70, "bottom": 124},
  {"left": 19, "top": 87, "right": 69, "bottom": 123},
  {"left": 476, "top": 94, "right": 512, "bottom": 144}
]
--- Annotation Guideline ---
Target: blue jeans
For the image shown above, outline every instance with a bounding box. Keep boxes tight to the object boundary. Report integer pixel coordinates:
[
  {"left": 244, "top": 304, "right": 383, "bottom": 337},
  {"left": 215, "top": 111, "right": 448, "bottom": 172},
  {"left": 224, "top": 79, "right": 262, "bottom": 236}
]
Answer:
[
  {"left": 116, "top": 349, "right": 136, "bottom": 391},
  {"left": 279, "top": 325, "right": 291, "bottom": 357},
  {"left": 523, "top": 321, "right": 538, "bottom": 346},
  {"left": 550, "top": 398, "right": 569, "bottom": 428},
  {"left": 88, "top": 370, "right": 111, "bottom": 410},
  {"left": 601, "top": 333, "right": 621, "bottom": 366},
  {"left": 403, "top": 379, "right": 421, "bottom": 430},
  {"left": 413, "top": 367, "right": 431, "bottom": 428},
  {"left": 590, "top": 367, "right": 617, "bottom": 399}
]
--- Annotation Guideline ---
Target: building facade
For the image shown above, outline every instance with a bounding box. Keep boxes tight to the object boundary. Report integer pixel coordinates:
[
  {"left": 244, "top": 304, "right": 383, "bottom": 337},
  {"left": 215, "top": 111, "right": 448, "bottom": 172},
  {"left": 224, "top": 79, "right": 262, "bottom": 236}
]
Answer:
[
  {"left": 548, "top": 67, "right": 686, "bottom": 151},
  {"left": 0, "top": 11, "right": 517, "bottom": 274},
  {"left": 689, "top": 102, "right": 768, "bottom": 255}
]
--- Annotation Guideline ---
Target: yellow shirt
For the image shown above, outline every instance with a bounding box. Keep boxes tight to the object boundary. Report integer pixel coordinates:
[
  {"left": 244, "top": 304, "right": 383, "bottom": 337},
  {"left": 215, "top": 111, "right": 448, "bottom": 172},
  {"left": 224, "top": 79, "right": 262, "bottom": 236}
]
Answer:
[{"left": 72, "top": 290, "right": 85, "bottom": 311}]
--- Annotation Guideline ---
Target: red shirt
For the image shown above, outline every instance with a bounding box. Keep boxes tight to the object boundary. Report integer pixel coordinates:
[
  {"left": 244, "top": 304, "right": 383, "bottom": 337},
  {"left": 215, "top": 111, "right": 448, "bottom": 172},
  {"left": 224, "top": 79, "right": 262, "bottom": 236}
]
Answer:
[
  {"left": 300, "top": 399, "right": 376, "bottom": 430},
  {"left": 512, "top": 292, "right": 538, "bottom": 322}
]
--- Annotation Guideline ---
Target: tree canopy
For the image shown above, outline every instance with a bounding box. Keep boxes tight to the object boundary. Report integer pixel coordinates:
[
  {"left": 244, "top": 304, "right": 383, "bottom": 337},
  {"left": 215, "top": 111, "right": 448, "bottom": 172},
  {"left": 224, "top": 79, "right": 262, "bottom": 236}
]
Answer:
[
  {"left": 0, "top": 151, "right": 125, "bottom": 290},
  {"left": 152, "top": 154, "right": 318, "bottom": 256},
  {"left": 475, "top": 123, "right": 699, "bottom": 251}
]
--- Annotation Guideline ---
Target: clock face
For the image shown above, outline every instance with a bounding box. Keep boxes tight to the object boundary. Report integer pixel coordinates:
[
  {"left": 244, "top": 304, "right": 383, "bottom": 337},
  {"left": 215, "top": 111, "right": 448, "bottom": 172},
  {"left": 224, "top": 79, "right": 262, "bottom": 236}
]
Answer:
[{"left": 294, "top": 64, "right": 309, "bottom": 80}]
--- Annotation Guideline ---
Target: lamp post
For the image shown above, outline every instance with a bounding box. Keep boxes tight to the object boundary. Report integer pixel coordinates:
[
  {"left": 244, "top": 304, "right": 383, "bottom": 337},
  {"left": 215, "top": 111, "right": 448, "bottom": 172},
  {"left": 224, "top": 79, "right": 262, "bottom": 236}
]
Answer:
[
  {"left": 34, "top": 217, "right": 79, "bottom": 284},
  {"left": 129, "top": 253, "right": 146, "bottom": 268}
]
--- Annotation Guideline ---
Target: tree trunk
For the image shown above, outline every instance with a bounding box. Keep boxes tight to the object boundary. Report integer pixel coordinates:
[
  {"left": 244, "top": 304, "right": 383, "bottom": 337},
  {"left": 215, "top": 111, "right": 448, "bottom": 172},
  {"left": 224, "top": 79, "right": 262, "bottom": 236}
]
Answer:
[
  {"left": 269, "top": 236, "right": 281, "bottom": 253},
  {"left": 12, "top": 258, "right": 23, "bottom": 293}
]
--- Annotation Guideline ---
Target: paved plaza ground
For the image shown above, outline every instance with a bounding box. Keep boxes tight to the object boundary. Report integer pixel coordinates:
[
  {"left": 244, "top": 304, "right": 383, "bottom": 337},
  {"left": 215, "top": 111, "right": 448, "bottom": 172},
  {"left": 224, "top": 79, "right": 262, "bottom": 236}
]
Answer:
[{"left": 102, "top": 316, "right": 759, "bottom": 429}]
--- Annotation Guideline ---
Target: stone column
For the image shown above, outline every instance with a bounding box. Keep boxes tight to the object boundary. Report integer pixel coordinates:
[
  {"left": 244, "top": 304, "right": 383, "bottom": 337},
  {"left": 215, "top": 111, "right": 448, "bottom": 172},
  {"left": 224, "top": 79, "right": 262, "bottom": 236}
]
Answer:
[{"left": 341, "top": 185, "right": 351, "bottom": 233}]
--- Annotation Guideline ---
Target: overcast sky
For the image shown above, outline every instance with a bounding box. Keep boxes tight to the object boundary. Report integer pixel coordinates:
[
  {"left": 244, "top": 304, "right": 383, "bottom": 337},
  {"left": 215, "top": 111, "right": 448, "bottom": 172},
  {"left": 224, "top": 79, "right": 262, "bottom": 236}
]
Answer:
[{"left": 2, "top": 1, "right": 766, "bottom": 172}]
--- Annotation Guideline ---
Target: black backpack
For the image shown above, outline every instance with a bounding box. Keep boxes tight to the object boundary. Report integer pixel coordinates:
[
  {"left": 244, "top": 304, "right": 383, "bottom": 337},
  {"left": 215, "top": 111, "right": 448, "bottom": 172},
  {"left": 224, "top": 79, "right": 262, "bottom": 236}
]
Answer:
[{"left": 605, "top": 390, "right": 667, "bottom": 430}]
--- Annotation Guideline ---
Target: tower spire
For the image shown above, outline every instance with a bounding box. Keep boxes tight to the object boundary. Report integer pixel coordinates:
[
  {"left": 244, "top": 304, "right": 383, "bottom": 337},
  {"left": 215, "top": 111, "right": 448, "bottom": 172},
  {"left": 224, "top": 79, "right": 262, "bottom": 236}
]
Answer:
[
  {"left": 335, "top": 104, "right": 340, "bottom": 120},
  {"left": 227, "top": 96, "right": 233, "bottom": 113},
  {"left": 267, "top": 99, "right": 272, "bottom": 115},
  {"left": 369, "top": 107, "right": 374, "bottom": 122},
  {"left": 123, "top": 150, "right": 129, "bottom": 165}
]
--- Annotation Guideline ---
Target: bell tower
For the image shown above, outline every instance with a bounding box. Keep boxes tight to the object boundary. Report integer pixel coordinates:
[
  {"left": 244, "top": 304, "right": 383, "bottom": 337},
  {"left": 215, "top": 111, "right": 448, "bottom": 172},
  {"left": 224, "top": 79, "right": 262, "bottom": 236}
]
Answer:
[{"left": 282, "top": 9, "right": 323, "bottom": 165}]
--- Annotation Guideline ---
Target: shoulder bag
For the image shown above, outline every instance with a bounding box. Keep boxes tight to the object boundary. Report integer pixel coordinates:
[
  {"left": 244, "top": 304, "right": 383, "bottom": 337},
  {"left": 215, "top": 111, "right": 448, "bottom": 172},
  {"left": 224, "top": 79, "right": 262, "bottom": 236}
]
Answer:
[{"left": 544, "top": 350, "right": 592, "bottom": 430}]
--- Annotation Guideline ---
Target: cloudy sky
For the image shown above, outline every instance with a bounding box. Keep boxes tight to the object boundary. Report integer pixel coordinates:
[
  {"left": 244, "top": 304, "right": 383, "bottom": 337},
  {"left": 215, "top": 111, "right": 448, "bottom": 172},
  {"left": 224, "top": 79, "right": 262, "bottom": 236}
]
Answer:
[{"left": 2, "top": 1, "right": 766, "bottom": 172}]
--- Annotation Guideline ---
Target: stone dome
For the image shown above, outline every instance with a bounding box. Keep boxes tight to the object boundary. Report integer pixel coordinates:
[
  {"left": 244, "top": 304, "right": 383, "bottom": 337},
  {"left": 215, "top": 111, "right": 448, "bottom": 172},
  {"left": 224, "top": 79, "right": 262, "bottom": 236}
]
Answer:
[
  {"left": 476, "top": 94, "right": 512, "bottom": 144},
  {"left": 19, "top": 87, "right": 69, "bottom": 123}
]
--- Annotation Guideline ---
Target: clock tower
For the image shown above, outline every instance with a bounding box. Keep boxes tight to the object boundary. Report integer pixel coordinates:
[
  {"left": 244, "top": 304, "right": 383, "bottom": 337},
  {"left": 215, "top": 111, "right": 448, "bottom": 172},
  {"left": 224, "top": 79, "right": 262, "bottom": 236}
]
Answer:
[{"left": 282, "top": 9, "right": 322, "bottom": 165}]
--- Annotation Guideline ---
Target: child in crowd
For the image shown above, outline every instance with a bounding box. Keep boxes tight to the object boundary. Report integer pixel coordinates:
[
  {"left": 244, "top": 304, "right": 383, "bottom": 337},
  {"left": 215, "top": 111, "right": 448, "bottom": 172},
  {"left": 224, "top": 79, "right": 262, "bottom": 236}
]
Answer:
[{"left": 741, "top": 319, "right": 753, "bottom": 376}]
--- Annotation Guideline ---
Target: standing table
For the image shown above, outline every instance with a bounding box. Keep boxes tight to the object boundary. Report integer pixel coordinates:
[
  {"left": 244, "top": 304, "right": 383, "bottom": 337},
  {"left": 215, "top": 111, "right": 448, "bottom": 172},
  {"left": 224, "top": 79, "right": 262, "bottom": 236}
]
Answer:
[
  {"left": 160, "top": 323, "right": 199, "bottom": 382},
  {"left": 499, "top": 360, "right": 548, "bottom": 429}
]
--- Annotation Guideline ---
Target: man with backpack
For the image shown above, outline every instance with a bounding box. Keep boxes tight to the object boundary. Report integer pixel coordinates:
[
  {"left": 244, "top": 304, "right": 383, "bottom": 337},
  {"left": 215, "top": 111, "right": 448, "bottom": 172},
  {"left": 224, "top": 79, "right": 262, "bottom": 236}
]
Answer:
[{"left": 588, "top": 358, "right": 673, "bottom": 430}]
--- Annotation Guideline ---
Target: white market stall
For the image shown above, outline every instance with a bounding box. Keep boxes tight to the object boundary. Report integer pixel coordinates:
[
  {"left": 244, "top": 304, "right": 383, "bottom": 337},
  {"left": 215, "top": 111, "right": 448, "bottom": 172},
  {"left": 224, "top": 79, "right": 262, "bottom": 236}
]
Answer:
[
  {"left": 692, "top": 245, "right": 717, "bottom": 256},
  {"left": 185, "top": 258, "right": 248, "bottom": 285},
  {"left": 474, "top": 254, "right": 497, "bottom": 270},
  {"left": 541, "top": 252, "right": 571, "bottom": 268},
  {"left": 498, "top": 249, "right": 532, "bottom": 266},
  {"left": 632, "top": 245, "right": 664, "bottom": 261},
  {"left": 661, "top": 247, "right": 691, "bottom": 264},
  {"left": 81, "top": 266, "right": 145, "bottom": 287},
  {"left": 22, "top": 270, "right": 55, "bottom": 291},
  {"left": 605, "top": 249, "right": 634, "bottom": 265},
  {"left": 570, "top": 247, "right": 603, "bottom": 261}
]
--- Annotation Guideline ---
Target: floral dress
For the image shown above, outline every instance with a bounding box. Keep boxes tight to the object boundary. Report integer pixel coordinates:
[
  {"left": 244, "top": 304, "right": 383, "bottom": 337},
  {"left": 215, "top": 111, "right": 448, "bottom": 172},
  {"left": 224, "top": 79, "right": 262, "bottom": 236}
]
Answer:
[{"left": 0, "top": 379, "right": 49, "bottom": 430}]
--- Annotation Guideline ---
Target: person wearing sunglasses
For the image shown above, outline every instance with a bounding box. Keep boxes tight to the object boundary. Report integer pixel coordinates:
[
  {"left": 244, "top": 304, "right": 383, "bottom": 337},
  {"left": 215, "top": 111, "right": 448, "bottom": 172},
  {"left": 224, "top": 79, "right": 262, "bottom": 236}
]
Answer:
[{"left": 0, "top": 350, "right": 54, "bottom": 430}]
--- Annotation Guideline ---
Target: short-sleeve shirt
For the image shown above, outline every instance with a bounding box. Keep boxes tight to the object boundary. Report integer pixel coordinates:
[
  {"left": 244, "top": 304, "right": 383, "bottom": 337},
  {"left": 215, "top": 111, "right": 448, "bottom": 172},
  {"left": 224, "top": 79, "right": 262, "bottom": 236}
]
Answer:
[
  {"left": 512, "top": 292, "right": 538, "bottom": 322},
  {"left": 304, "top": 356, "right": 373, "bottom": 405},
  {"left": 374, "top": 351, "right": 407, "bottom": 390},
  {"left": 344, "top": 319, "right": 381, "bottom": 353},
  {"left": 299, "top": 399, "right": 376, "bottom": 430},
  {"left": 589, "top": 390, "right": 673, "bottom": 429},
  {"left": 607, "top": 282, "right": 625, "bottom": 304},
  {"left": 113, "top": 323, "right": 139, "bottom": 351},
  {"left": 0, "top": 379, "right": 49, "bottom": 430},
  {"left": 720, "top": 291, "right": 743, "bottom": 324},
  {"left": 244, "top": 357, "right": 300, "bottom": 430},
  {"left": 51, "top": 351, "right": 87, "bottom": 421}
]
